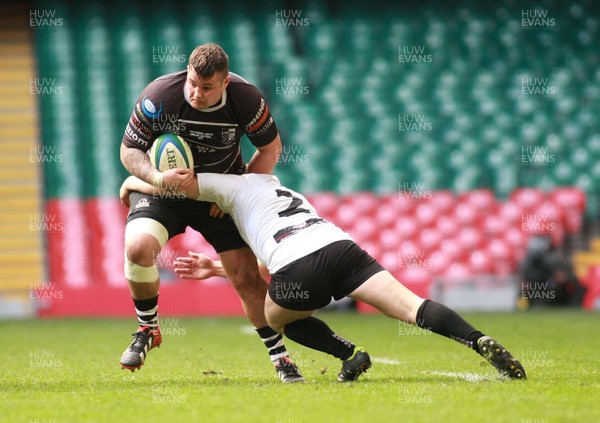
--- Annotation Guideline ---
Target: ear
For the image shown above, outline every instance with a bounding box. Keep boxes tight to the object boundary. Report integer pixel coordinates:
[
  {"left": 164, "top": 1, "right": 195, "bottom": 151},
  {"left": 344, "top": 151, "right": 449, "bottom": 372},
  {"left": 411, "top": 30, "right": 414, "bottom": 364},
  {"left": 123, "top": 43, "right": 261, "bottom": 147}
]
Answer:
[{"left": 222, "top": 74, "right": 231, "bottom": 88}]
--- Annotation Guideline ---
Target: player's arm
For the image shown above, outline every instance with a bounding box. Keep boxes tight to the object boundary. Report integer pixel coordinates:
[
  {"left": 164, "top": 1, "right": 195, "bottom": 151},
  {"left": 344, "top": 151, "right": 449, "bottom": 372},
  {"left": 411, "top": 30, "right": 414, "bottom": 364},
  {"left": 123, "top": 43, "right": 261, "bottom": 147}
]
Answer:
[
  {"left": 120, "top": 172, "right": 240, "bottom": 209},
  {"left": 173, "top": 251, "right": 270, "bottom": 280},
  {"left": 237, "top": 83, "right": 281, "bottom": 174},
  {"left": 120, "top": 143, "right": 195, "bottom": 190},
  {"left": 120, "top": 144, "right": 160, "bottom": 185},
  {"left": 246, "top": 133, "right": 282, "bottom": 174},
  {"left": 173, "top": 252, "right": 228, "bottom": 279},
  {"left": 119, "top": 171, "right": 198, "bottom": 208},
  {"left": 120, "top": 88, "right": 194, "bottom": 189}
]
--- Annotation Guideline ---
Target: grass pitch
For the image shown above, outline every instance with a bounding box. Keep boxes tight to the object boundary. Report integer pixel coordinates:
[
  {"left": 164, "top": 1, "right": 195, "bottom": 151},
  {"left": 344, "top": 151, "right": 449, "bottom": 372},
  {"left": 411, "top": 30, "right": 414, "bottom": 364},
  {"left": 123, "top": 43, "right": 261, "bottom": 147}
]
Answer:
[{"left": 1, "top": 310, "right": 598, "bottom": 422}]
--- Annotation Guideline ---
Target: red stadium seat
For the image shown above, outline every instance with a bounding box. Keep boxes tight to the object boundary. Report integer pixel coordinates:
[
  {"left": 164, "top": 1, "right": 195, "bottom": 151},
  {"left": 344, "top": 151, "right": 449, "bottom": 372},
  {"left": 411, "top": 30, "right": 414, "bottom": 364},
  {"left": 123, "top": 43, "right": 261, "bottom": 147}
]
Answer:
[
  {"left": 374, "top": 202, "right": 400, "bottom": 229},
  {"left": 550, "top": 187, "right": 586, "bottom": 213},
  {"left": 398, "top": 239, "right": 421, "bottom": 258},
  {"left": 548, "top": 188, "right": 586, "bottom": 234},
  {"left": 502, "top": 228, "right": 527, "bottom": 263},
  {"left": 453, "top": 202, "right": 479, "bottom": 227},
  {"left": 486, "top": 238, "right": 511, "bottom": 260},
  {"left": 428, "top": 190, "right": 457, "bottom": 215},
  {"left": 468, "top": 250, "right": 493, "bottom": 274},
  {"left": 307, "top": 192, "right": 339, "bottom": 220},
  {"left": 350, "top": 216, "right": 379, "bottom": 244},
  {"left": 483, "top": 214, "right": 509, "bottom": 237},
  {"left": 179, "top": 228, "right": 215, "bottom": 259},
  {"left": 86, "top": 198, "right": 128, "bottom": 287},
  {"left": 503, "top": 227, "right": 526, "bottom": 249},
  {"left": 394, "top": 216, "right": 419, "bottom": 241},
  {"left": 510, "top": 187, "right": 546, "bottom": 211},
  {"left": 398, "top": 266, "right": 432, "bottom": 285},
  {"left": 360, "top": 241, "right": 382, "bottom": 261},
  {"left": 418, "top": 227, "right": 443, "bottom": 253},
  {"left": 346, "top": 192, "right": 379, "bottom": 215},
  {"left": 461, "top": 188, "right": 497, "bottom": 213},
  {"left": 379, "top": 251, "right": 400, "bottom": 274},
  {"left": 429, "top": 249, "right": 451, "bottom": 276},
  {"left": 46, "top": 199, "right": 91, "bottom": 289},
  {"left": 562, "top": 211, "right": 584, "bottom": 234},
  {"left": 457, "top": 226, "right": 484, "bottom": 251},
  {"left": 436, "top": 214, "right": 460, "bottom": 238},
  {"left": 497, "top": 201, "right": 523, "bottom": 226},
  {"left": 440, "top": 238, "right": 465, "bottom": 262},
  {"left": 415, "top": 202, "right": 438, "bottom": 228},
  {"left": 379, "top": 228, "right": 403, "bottom": 251},
  {"left": 382, "top": 192, "right": 416, "bottom": 216},
  {"left": 486, "top": 239, "right": 515, "bottom": 275},
  {"left": 333, "top": 203, "right": 360, "bottom": 230}
]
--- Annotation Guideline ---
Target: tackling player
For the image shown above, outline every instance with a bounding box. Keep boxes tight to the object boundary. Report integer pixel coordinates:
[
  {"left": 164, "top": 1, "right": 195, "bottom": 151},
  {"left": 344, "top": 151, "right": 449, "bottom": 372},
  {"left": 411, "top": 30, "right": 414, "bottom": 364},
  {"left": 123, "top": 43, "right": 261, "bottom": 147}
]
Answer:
[
  {"left": 119, "top": 43, "right": 303, "bottom": 382},
  {"left": 120, "top": 172, "right": 527, "bottom": 382}
]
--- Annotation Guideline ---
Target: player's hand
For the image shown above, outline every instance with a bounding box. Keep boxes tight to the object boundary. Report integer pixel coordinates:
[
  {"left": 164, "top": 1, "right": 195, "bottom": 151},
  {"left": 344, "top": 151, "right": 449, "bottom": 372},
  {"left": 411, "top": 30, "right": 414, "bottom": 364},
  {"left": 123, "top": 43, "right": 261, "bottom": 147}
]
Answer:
[
  {"left": 209, "top": 202, "right": 226, "bottom": 218},
  {"left": 119, "top": 176, "right": 135, "bottom": 208},
  {"left": 173, "top": 251, "right": 219, "bottom": 280},
  {"left": 162, "top": 168, "right": 195, "bottom": 190}
]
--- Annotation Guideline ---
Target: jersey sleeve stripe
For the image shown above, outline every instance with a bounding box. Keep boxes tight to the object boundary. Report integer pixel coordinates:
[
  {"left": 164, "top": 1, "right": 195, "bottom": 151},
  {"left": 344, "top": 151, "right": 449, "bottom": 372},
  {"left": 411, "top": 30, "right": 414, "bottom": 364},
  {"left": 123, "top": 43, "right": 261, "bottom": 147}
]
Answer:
[{"left": 247, "top": 103, "right": 270, "bottom": 133}]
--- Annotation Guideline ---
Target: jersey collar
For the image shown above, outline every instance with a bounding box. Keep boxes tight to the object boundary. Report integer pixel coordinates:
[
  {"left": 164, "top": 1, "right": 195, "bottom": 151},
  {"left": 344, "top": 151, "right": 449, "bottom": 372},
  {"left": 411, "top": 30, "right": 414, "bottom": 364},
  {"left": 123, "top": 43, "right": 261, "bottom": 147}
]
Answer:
[{"left": 183, "top": 85, "right": 228, "bottom": 112}]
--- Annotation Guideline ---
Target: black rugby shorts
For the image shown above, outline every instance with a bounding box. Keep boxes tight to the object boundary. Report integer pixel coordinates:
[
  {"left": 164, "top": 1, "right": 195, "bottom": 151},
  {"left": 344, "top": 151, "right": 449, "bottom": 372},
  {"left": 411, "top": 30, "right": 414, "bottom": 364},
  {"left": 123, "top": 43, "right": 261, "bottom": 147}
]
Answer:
[{"left": 268, "top": 240, "right": 385, "bottom": 311}]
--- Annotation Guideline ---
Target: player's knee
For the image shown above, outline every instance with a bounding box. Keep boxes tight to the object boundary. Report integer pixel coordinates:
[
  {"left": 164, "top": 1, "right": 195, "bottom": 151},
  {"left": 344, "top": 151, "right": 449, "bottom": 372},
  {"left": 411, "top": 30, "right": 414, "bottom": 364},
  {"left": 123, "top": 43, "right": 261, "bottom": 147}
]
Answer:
[
  {"left": 264, "top": 299, "right": 284, "bottom": 333},
  {"left": 124, "top": 218, "right": 168, "bottom": 265},
  {"left": 124, "top": 232, "right": 160, "bottom": 266}
]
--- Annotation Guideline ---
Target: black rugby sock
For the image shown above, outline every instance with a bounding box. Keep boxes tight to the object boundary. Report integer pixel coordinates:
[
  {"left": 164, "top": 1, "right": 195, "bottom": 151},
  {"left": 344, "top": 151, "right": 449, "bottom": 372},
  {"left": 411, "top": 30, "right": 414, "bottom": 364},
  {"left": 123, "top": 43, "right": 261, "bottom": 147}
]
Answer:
[
  {"left": 416, "top": 299, "right": 485, "bottom": 354},
  {"left": 133, "top": 295, "right": 159, "bottom": 329},
  {"left": 284, "top": 317, "right": 355, "bottom": 361},
  {"left": 256, "top": 325, "right": 289, "bottom": 364}
]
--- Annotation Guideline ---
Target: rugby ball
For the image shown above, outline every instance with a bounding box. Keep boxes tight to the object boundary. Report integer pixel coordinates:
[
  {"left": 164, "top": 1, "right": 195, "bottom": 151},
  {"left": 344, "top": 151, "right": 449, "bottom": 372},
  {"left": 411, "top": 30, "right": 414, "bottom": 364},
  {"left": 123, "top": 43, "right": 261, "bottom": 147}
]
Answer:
[{"left": 149, "top": 133, "right": 194, "bottom": 171}]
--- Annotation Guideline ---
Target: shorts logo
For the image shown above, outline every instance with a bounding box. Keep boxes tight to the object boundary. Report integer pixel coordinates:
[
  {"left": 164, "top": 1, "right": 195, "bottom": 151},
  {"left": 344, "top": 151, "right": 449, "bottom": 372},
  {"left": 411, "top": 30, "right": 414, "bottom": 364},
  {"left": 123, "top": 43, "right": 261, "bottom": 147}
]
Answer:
[
  {"left": 221, "top": 128, "right": 237, "bottom": 145},
  {"left": 135, "top": 198, "right": 151, "bottom": 209},
  {"left": 141, "top": 97, "right": 163, "bottom": 119}
]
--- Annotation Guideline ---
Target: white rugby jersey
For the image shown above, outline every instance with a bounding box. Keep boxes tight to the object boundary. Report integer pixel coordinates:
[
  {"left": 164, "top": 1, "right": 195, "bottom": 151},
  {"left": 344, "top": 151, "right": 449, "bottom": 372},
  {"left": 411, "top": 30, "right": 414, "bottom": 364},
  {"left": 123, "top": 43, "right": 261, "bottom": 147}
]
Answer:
[{"left": 196, "top": 173, "right": 352, "bottom": 273}]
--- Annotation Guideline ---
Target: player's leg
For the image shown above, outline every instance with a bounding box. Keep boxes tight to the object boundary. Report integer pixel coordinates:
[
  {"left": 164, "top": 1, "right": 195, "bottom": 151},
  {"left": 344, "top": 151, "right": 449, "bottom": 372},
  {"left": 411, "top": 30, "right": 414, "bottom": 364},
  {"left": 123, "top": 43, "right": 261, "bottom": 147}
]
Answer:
[
  {"left": 189, "top": 201, "right": 302, "bottom": 382},
  {"left": 264, "top": 242, "right": 374, "bottom": 382},
  {"left": 348, "top": 270, "right": 526, "bottom": 379},
  {"left": 120, "top": 192, "right": 178, "bottom": 371},
  {"left": 264, "top": 292, "right": 371, "bottom": 382},
  {"left": 219, "top": 247, "right": 304, "bottom": 383},
  {"left": 219, "top": 247, "right": 269, "bottom": 327}
]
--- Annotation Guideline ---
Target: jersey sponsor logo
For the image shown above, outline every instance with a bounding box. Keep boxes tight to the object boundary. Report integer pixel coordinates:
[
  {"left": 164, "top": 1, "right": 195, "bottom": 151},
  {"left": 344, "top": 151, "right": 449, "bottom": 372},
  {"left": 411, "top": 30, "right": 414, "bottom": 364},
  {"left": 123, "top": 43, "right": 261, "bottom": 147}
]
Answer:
[
  {"left": 125, "top": 125, "right": 150, "bottom": 148},
  {"left": 193, "top": 145, "right": 217, "bottom": 154},
  {"left": 135, "top": 103, "right": 152, "bottom": 125},
  {"left": 141, "top": 96, "right": 163, "bottom": 119},
  {"left": 131, "top": 114, "right": 153, "bottom": 137},
  {"left": 189, "top": 130, "right": 214, "bottom": 140},
  {"left": 134, "top": 198, "right": 151, "bottom": 209},
  {"left": 273, "top": 218, "right": 324, "bottom": 243},
  {"left": 245, "top": 98, "right": 268, "bottom": 132},
  {"left": 248, "top": 116, "right": 274, "bottom": 138},
  {"left": 221, "top": 128, "right": 237, "bottom": 145}
]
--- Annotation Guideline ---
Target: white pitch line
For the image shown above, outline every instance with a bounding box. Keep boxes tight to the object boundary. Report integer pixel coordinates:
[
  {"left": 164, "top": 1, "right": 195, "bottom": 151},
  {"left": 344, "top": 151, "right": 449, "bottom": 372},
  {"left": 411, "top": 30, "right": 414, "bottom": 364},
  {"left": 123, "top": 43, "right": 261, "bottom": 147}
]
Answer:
[
  {"left": 426, "top": 371, "right": 492, "bottom": 382},
  {"left": 372, "top": 357, "right": 401, "bottom": 365},
  {"left": 240, "top": 325, "right": 257, "bottom": 335}
]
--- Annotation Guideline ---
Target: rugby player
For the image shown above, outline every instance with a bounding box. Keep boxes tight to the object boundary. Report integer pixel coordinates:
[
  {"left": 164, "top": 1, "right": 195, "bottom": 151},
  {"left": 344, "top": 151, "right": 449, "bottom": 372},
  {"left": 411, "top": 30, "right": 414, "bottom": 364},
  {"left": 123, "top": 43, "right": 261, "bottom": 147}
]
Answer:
[
  {"left": 119, "top": 43, "right": 303, "bottom": 382},
  {"left": 120, "top": 171, "right": 527, "bottom": 382}
]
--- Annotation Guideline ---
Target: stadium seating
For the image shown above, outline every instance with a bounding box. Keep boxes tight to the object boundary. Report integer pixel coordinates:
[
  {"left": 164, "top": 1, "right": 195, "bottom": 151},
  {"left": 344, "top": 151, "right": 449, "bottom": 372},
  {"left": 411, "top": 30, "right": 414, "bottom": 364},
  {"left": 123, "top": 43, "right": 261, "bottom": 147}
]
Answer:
[
  {"left": 29, "top": 0, "right": 599, "bottom": 313},
  {"left": 33, "top": 0, "right": 600, "bottom": 200}
]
